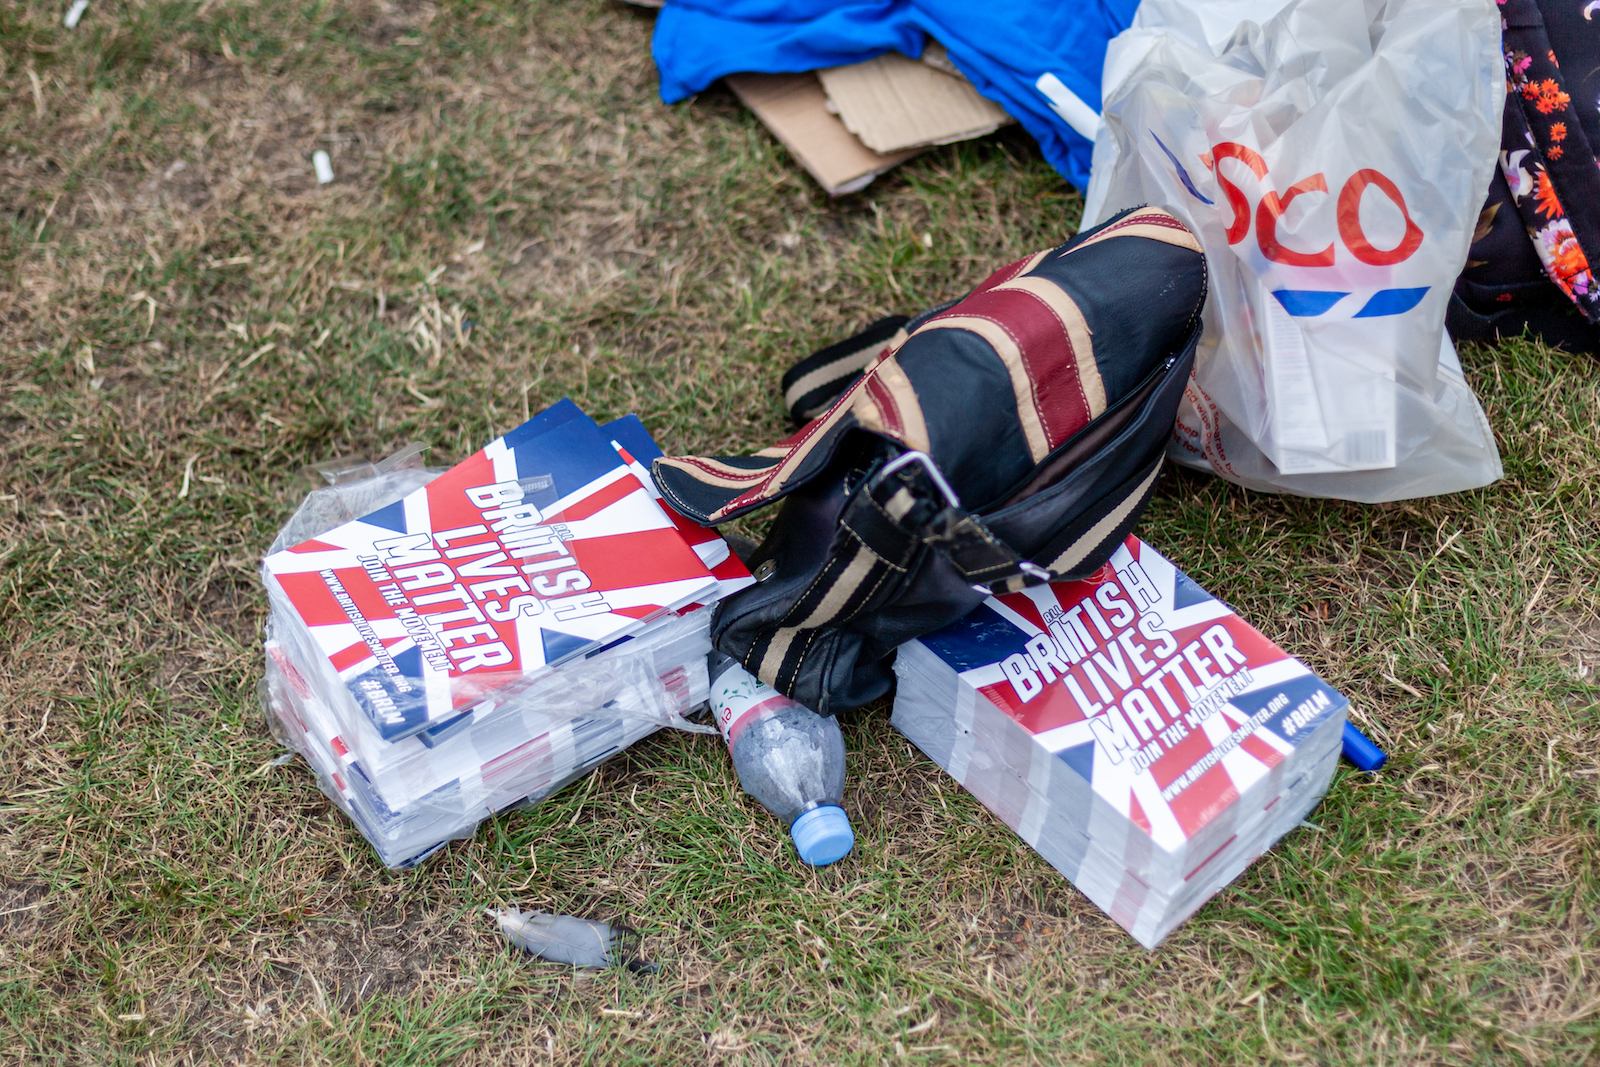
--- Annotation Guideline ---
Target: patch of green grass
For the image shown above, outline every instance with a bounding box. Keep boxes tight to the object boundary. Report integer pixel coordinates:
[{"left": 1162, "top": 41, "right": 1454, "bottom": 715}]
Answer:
[{"left": 2, "top": 0, "right": 1599, "bottom": 1063}]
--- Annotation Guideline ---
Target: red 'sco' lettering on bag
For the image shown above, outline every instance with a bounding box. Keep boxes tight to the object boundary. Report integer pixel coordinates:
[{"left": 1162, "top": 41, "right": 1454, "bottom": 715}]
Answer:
[
  {"left": 1210, "top": 143, "right": 1424, "bottom": 267},
  {"left": 1336, "top": 168, "right": 1424, "bottom": 266},
  {"left": 1213, "top": 142, "right": 1267, "bottom": 245},
  {"left": 1257, "top": 174, "right": 1336, "bottom": 268}
]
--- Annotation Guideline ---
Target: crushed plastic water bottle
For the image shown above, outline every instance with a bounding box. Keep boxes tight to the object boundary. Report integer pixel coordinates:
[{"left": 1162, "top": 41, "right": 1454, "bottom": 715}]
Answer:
[
  {"left": 489, "top": 908, "right": 652, "bottom": 970},
  {"left": 708, "top": 651, "right": 854, "bottom": 866}
]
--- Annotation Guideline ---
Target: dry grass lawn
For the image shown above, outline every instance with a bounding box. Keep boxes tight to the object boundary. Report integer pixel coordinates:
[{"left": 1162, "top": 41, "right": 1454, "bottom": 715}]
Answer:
[{"left": 2, "top": 0, "right": 1599, "bottom": 1063}]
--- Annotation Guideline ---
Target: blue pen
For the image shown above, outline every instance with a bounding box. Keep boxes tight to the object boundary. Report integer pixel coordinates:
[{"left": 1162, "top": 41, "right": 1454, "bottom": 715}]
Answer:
[{"left": 1341, "top": 722, "right": 1387, "bottom": 772}]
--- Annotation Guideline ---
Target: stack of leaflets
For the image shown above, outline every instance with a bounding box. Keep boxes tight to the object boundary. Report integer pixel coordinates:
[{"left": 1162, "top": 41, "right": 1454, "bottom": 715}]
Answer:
[
  {"left": 892, "top": 536, "right": 1347, "bottom": 948},
  {"left": 260, "top": 401, "right": 751, "bottom": 868}
]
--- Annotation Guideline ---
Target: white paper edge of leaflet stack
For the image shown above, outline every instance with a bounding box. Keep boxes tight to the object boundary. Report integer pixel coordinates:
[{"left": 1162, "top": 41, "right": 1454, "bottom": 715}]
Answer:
[
  {"left": 264, "top": 578, "right": 713, "bottom": 809},
  {"left": 263, "top": 608, "right": 710, "bottom": 869}
]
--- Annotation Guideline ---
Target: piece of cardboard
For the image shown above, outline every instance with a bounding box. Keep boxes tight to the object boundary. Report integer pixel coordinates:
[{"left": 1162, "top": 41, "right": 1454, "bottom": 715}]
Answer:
[
  {"left": 725, "top": 72, "right": 923, "bottom": 196},
  {"left": 817, "top": 51, "right": 1011, "bottom": 154}
]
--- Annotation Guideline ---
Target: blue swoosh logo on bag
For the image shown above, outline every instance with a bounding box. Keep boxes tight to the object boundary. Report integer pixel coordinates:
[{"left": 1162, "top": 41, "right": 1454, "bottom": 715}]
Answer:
[
  {"left": 1269, "top": 287, "right": 1429, "bottom": 318},
  {"left": 1271, "top": 290, "right": 1349, "bottom": 316},
  {"left": 1151, "top": 131, "right": 1213, "bottom": 205},
  {"left": 1353, "top": 287, "right": 1429, "bottom": 318}
]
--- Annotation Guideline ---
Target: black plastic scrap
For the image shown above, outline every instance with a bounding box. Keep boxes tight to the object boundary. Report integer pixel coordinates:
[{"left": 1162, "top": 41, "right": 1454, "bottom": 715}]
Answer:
[{"left": 488, "top": 908, "right": 655, "bottom": 972}]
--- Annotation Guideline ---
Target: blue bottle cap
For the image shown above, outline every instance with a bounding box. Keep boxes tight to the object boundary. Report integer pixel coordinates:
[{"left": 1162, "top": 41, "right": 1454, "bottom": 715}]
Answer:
[
  {"left": 1341, "top": 721, "right": 1388, "bottom": 772},
  {"left": 789, "top": 805, "right": 854, "bottom": 866}
]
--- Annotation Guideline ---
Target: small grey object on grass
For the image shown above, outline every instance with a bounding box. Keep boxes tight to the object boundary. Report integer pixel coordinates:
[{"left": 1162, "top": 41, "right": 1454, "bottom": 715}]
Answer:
[
  {"left": 488, "top": 908, "right": 655, "bottom": 972},
  {"left": 64, "top": 0, "right": 89, "bottom": 27}
]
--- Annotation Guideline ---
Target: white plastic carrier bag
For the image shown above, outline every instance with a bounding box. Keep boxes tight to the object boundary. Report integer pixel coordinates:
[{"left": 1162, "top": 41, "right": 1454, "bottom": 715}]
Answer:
[{"left": 1082, "top": 0, "right": 1504, "bottom": 502}]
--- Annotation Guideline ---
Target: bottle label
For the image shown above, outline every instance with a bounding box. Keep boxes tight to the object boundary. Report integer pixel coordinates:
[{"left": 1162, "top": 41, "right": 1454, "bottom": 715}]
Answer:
[{"left": 711, "top": 667, "right": 793, "bottom": 747}]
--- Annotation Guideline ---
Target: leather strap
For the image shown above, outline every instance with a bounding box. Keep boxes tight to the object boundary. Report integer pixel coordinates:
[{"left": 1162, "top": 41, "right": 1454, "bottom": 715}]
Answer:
[{"left": 781, "top": 315, "right": 910, "bottom": 423}]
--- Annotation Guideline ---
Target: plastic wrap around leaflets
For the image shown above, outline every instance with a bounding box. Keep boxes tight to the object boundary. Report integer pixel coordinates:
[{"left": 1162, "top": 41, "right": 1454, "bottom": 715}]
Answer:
[
  {"left": 1083, "top": 0, "right": 1504, "bottom": 502},
  {"left": 258, "top": 444, "right": 722, "bottom": 868}
]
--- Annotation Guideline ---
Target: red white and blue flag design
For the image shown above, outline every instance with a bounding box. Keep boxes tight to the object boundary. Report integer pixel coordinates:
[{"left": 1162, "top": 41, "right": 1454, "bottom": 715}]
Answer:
[
  {"left": 913, "top": 535, "right": 1346, "bottom": 854},
  {"left": 263, "top": 403, "right": 721, "bottom": 742}
]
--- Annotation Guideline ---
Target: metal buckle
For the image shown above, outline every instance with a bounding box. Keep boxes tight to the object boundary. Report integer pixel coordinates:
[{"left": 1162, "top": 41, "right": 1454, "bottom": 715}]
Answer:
[
  {"left": 877, "top": 450, "right": 961, "bottom": 510},
  {"left": 880, "top": 452, "right": 1053, "bottom": 596}
]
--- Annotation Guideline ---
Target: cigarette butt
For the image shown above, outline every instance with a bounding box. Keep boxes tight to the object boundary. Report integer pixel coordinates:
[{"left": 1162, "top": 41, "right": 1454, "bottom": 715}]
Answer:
[
  {"left": 64, "top": 0, "right": 89, "bottom": 27},
  {"left": 312, "top": 150, "right": 334, "bottom": 185}
]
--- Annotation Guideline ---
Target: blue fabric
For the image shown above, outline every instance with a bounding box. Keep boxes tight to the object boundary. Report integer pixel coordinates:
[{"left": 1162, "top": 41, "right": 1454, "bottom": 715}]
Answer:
[{"left": 651, "top": 0, "right": 1140, "bottom": 189}]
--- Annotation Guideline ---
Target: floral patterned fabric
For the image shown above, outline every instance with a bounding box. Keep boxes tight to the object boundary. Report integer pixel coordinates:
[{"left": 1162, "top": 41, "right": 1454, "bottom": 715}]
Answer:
[{"left": 1493, "top": 0, "right": 1600, "bottom": 324}]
